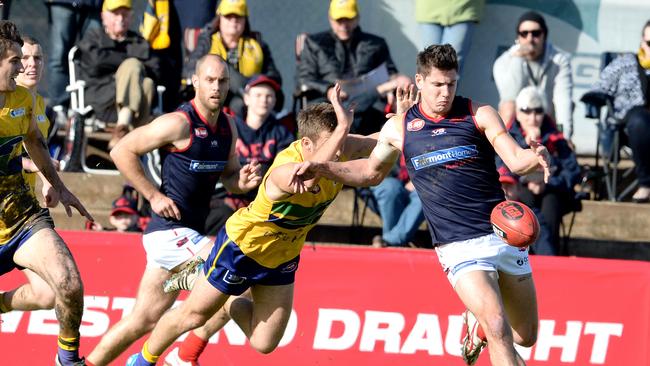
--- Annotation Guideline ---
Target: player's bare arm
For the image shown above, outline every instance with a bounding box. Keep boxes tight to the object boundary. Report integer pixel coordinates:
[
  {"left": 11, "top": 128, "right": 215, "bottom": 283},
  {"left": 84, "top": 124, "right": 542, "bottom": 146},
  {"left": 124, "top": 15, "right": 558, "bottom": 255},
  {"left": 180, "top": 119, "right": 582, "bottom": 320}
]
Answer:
[
  {"left": 23, "top": 98, "right": 93, "bottom": 220},
  {"left": 220, "top": 115, "right": 262, "bottom": 194},
  {"left": 475, "top": 101, "right": 551, "bottom": 181},
  {"left": 292, "top": 116, "right": 402, "bottom": 189},
  {"left": 311, "top": 83, "right": 353, "bottom": 162},
  {"left": 110, "top": 112, "right": 190, "bottom": 220}
]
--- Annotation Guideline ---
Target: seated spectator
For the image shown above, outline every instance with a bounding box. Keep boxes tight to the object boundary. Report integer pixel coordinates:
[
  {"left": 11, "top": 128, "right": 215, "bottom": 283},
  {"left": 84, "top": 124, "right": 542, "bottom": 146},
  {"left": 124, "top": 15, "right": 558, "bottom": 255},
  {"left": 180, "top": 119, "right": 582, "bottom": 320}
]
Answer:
[
  {"left": 493, "top": 11, "right": 574, "bottom": 139},
  {"left": 297, "top": 0, "right": 410, "bottom": 135},
  {"left": 590, "top": 20, "right": 650, "bottom": 203},
  {"left": 496, "top": 86, "right": 581, "bottom": 255},
  {"left": 77, "top": 0, "right": 162, "bottom": 149},
  {"left": 182, "top": 0, "right": 282, "bottom": 117},
  {"left": 204, "top": 74, "right": 294, "bottom": 235},
  {"left": 371, "top": 157, "right": 425, "bottom": 248},
  {"left": 88, "top": 186, "right": 143, "bottom": 232}
]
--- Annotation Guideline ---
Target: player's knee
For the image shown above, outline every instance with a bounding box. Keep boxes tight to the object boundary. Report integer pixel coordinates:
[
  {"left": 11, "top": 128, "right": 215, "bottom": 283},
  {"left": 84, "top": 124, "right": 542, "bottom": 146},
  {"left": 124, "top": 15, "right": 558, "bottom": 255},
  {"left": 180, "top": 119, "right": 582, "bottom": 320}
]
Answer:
[
  {"left": 250, "top": 337, "right": 280, "bottom": 355},
  {"left": 482, "top": 315, "right": 510, "bottom": 340}
]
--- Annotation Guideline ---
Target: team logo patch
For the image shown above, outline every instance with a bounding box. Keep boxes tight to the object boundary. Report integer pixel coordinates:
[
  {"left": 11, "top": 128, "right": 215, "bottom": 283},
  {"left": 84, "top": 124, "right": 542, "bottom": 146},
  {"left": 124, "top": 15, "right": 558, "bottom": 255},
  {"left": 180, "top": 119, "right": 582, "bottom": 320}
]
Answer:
[
  {"left": 194, "top": 127, "right": 208, "bottom": 138},
  {"left": 406, "top": 118, "right": 425, "bottom": 131},
  {"left": 211, "top": 140, "right": 219, "bottom": 147},
  {"left": 431, "top": 128, "right": 446, "bottom": 136},
  {"left": 37, "top": 114, "right": 47, "bottom": 123},
  {"left": 281, "top": 262, "right": 298, "bottom": 273},
  {"left": 223, "top": 270, "right": 246, "bottom": 285},
  {"left": 10, "top": 108, "right": 25, "bottom": 118}
]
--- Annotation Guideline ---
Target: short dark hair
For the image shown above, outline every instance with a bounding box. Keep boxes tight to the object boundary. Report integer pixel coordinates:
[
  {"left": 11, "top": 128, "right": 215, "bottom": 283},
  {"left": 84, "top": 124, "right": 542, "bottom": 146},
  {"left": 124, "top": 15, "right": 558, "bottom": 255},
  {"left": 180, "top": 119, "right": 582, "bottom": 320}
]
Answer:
[
  {"left": 517, "top": 11, "right": 548, "bottom": 37},
  {"left": 0, "top": 21, "right": 23, "bottom": 59},
  {"left": 416, "top": 44, "right": 458, "bottom": 75},
  {"left": 297, "top": 102, "right": 337, "bottom": 141},
  {"left": 21, "top": 35, "right": 40, "bottom": 46}
]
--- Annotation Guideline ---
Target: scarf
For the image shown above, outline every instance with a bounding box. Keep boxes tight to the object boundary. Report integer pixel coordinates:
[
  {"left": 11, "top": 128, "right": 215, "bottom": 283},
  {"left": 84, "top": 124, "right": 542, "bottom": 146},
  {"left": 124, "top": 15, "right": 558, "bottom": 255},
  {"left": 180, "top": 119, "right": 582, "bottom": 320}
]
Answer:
[{"left": 209, "top": 33, "right": 264, "bottom": 77}]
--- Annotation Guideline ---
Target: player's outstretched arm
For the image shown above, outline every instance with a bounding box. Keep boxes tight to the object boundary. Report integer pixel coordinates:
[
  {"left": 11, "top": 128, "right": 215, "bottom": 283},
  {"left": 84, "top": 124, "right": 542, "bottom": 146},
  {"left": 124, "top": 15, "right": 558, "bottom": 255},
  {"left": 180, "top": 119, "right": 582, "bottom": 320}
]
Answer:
[
  {"left": 291, "top": 117, "right": 402, "bottom": 190},
  {"left": 311, "top": 83, "right": 353, "bottom": 162},
  {"left": 477, "top": 102, "right": 551, "bottom": 182},
  {"left": 111, "top": 112, "right": 189, "bottom": 220},
  {"left": 23, "top": 100, "right": 93, "bottom": 220}
]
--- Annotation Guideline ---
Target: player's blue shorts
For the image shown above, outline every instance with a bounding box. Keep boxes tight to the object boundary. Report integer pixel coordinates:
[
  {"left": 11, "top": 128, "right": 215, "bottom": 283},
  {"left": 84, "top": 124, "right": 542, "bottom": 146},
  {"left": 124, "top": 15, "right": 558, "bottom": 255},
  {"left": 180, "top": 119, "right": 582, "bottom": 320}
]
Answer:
[
  {"left": 0, "top": 209, "right": 54, "bottom": 275},
  {"left": 204, "top": 226, "right": 300, "bottom": 296}
]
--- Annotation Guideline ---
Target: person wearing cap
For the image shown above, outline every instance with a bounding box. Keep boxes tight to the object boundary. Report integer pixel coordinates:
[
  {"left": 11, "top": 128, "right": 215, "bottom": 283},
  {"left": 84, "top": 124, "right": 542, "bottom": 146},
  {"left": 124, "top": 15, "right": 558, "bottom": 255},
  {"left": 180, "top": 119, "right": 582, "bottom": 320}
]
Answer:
[
  {"left": 495, "top": 86, "right": 580, "bottom": 255},
  {"left": 204, "top": 74, "right": 294, "bottom": 236},
  {"left": 109, "top": 193, "right": 141, "bottom": 232},
  {"left": 182, "top": 0, "right": 281, "bottom": 117},
  {"left": 77, "top": 0, "right": 162, "bottom": 149},
  {"left": 44, "top": 0, "right": 103, "bottom": 129},
  {"left": 297, "top": 0, "right": 411, "bottom": 135},
  {"left": 493, "top": 11, "right": 574, "bottom": 140}
]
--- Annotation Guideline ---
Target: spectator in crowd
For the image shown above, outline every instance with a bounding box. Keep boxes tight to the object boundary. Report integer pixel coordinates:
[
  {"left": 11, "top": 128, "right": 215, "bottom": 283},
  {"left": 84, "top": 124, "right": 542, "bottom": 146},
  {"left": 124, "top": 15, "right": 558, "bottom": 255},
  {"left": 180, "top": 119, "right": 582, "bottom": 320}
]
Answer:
[
  {"left": 77, "top": 0, "right": 161, "bottom": 149},
  {"left": 496, "top": 86, "right": 581, "bottom": 255},
  {"left": 590, "top": 20, "right": 650, "bottom": 203},
  {"left": 493, "top": 11, "right": 574, "bottom": 139},
  {"left": 297, "top": 0, "right": 411, "bottom": 135},
  {"left": 173, "top": 0, "right": 217, "bottom": 54},
  {"left": 16, "top": 35, "right": 61, "bottom": 208},
  {"left": 204, "top": 74, "right": 294, "bottom": 235},
  {"left": 371, "top": 157, "right": 425, "bottom": 248},
  {"left": 45, "top": 0, "right": 103, "bottom": 126},
  {"left": 182, "top": 0, "right": 282, "bottom": 117},
  {"left": 415, "top": 0, "right": 484, "bottom": 75},
  {"left": 88, "top": 186, "right": 143, "bottom": 232}
]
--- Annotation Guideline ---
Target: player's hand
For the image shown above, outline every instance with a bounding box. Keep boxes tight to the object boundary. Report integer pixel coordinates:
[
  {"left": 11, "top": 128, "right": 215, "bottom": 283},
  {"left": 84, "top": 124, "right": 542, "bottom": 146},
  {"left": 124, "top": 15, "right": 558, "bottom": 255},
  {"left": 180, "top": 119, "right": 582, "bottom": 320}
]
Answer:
[
  {"left": 328, "top": 83, "right": 354, "bottom": 132},
  {"left": 239, "top": 159, "right": 262, "bottom": 192},
  {"left": 527, "top": 180, "right": 546, "bottom": 195},
  {"left": 150, "top": 191, "right": 181, "bottom": 220},
  {"left": 395, "top": 84, "right": 419, "bottom": 115},
  {"left": 58, "top": 187, "right": 94, "bottom": 221},
  {"left": 289, "top": 161, "right": 320, "bottom": 194},
  {"left": 529, "top": 140, "right": 551, "bottom": 183},
  {"left": 327, "top": 85, "right": 348, "bottom": 101},
  {"left": 42, "top": 182, "right": 60, "bottom": 208}
]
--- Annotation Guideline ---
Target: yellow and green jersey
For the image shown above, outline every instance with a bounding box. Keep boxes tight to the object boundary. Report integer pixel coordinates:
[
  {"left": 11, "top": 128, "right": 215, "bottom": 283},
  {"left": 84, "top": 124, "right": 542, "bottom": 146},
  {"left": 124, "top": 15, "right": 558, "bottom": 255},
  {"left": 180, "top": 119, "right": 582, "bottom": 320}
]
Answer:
[
  {"left": 22, "top": 93, "right": 50, "bottom": 193},
  {"left": 0, "top": 86, "right": 40, "bottom": 245},
  {"left": 225, "top": 141, "right": 345, "bottom": 268}
]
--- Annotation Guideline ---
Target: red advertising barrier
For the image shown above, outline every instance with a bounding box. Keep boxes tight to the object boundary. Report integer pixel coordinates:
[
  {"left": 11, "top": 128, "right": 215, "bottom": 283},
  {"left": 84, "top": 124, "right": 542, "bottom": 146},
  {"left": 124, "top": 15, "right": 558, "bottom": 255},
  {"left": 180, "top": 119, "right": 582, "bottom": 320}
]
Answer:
[{"left": 1, "top": 230, "right": 649, "bottom": 365}]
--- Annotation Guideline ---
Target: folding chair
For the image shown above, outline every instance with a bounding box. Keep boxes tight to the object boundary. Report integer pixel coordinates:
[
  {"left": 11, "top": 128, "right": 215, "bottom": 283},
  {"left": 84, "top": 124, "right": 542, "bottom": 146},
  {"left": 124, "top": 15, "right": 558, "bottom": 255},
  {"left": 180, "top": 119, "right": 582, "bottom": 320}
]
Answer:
[{"left": 580, "top": 52, "right": 638, "bottom": 201}]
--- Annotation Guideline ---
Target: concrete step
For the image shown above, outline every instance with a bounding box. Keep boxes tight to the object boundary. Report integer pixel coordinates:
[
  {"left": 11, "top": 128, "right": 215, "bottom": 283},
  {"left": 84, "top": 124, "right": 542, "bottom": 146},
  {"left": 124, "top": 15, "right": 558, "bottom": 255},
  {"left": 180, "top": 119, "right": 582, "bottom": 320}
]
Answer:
[{"left": 40, "top": 173, "right": 650, "bottom": 243}]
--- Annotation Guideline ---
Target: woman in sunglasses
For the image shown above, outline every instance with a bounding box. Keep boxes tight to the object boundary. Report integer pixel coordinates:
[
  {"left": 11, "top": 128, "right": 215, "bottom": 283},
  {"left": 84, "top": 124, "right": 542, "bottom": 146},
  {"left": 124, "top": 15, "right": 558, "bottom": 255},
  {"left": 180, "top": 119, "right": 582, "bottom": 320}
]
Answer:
[
  {"left": 496, "top": 86, "right": 581, "bottom": 256},
  {"left": 493, "top": 11, "right": 574, "bottom": 141}
]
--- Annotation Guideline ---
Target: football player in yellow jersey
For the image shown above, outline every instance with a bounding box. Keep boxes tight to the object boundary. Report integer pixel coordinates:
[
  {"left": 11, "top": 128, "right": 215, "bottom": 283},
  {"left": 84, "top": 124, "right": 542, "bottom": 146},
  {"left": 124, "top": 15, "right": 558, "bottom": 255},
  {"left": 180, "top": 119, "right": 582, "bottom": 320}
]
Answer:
[
  {"left": 17, "top": 35, "right": 61, "bottom": 208},
  {"left": 0, "top": 21, "right": 94, "bottom": 366},
  {"left": 126, "top": 85, "right": 377, "bottom": 366}
]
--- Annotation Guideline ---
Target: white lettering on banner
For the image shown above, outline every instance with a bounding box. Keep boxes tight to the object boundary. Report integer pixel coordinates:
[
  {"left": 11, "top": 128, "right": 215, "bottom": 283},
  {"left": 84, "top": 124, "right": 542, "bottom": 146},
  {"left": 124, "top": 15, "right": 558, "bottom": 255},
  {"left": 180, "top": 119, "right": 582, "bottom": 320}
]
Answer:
[
  {"left": 400, "top": 314, "right": 444, "bottom": 355},
  {"left": 0, "top": 311, "right": 25, "bottom": 332},
  {"left": 532, "top": 320, "right": 623, "bottom": 364},
  {"left": 0, "top": 298, "right": 625, "bottom": 364},
  {"left": 359, "top": 310, "right": 405, "bottom": 353},
  {"left": 584, "top": 322, "right": 623, "bottom": 364},
  {"left": 313, "top": 308, "right": 361, "bottom": 350}
]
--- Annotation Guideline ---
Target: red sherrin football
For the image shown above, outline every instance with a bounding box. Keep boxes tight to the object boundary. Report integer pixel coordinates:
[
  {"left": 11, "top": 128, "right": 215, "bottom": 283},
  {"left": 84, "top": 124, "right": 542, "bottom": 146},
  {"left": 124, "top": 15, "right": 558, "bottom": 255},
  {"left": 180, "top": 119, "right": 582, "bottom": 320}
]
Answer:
[{"left": 490, "top": 200, "right": 540, "bottom": 248}]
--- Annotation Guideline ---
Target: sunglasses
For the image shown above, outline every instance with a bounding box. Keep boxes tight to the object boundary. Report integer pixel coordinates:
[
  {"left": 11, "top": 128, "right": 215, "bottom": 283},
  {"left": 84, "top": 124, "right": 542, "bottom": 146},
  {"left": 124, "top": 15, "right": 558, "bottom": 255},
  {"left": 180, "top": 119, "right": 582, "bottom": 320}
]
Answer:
[
  {"left": 518, "top": 29, "right": 543, "bottom": 38},
  {"left": 520, "top": 107, "right": 544, "bottom": 115}
]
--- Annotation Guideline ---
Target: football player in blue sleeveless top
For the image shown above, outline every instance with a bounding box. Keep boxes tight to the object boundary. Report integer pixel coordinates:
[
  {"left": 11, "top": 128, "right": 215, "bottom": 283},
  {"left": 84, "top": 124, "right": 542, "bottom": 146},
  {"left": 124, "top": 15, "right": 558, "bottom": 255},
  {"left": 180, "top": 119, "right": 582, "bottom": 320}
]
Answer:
[
  {"left": 292, "top": 45, "right": 551, "bottom": 365},
  {"left": 87, "top": 54, "right": 261, "bottom": 366}
]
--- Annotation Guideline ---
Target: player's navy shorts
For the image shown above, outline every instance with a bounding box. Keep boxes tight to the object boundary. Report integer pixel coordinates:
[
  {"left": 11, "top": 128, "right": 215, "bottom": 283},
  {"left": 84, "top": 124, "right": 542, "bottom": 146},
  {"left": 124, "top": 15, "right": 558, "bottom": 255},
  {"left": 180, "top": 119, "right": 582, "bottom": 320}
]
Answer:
[
  {"left": 0, "top": 209, "right": 54, "bottom": 275},
  {"left": 204, "top": 226, "right": 300, "bottom": 296}
]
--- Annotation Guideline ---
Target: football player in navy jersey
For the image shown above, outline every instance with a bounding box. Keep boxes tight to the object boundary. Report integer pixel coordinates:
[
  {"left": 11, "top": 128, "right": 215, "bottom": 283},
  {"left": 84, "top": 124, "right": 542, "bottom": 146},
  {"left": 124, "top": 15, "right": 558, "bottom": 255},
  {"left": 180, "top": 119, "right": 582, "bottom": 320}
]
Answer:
[
  {"left": 292, "top": 44, "right": 550, "bottom": 366},
  {"left": 86, "top": 54, "right": 261, "bottom": 366}
]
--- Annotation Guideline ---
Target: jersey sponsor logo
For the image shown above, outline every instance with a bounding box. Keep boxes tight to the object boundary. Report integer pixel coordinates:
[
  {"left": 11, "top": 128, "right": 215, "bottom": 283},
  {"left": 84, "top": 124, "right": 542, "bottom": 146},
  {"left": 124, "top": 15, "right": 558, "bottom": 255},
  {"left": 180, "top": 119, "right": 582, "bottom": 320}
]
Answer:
[
  {"left": 188, "top": 160, "right": 227, "bottom": 172},
  {"left": 211, "top": 140, "right": 219, "bottom": 147},
  {"left": 410, "top": 145, "right": 478, "bottom": 170},
  {"left": 194, "top": 127, "right": 208, "bottom": 138},
  {"left": 223, "top": 269, "right": 246, "bottom": 284},
  {"left": 9, "top": 108, "right": 25, "bottom": 118},
  {"left": 431, "top": 128, "right": 446, "bottom": 136},
  {"left": 36, "top": 114, "right": 47, "bottom": 123},
  {"left": 406, "top": 118, "right": 425, "bottom": 131}
]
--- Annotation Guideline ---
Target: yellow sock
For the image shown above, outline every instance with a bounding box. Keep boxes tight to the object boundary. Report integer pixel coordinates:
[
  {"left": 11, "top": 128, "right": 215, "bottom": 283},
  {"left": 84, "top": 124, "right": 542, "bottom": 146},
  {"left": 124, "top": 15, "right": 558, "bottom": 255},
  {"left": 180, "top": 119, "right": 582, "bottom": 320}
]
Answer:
[{"left": 142, "top": 341, "right": 160, "bottom": 363}]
